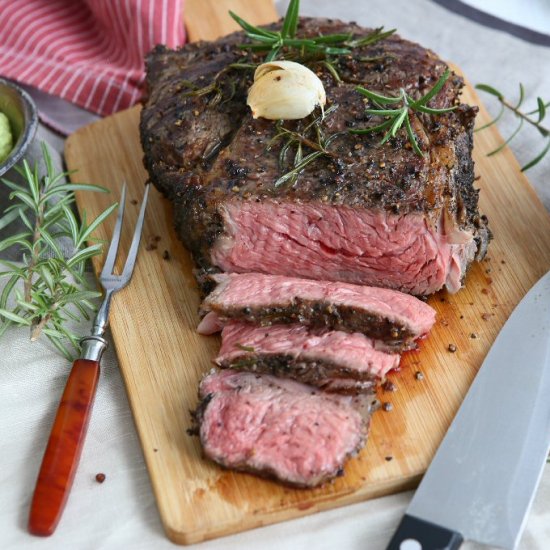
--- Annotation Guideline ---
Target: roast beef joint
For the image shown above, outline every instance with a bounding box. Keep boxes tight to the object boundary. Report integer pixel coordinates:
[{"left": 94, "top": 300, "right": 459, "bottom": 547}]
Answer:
[{"left": 140, "top": 16, "right": 489, "bottom": 487}]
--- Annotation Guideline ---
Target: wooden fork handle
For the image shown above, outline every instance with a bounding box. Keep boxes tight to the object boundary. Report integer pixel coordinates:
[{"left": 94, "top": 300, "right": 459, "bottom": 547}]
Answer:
[{"left": 28, "top": 359, "right": 100, "bottom": 536}]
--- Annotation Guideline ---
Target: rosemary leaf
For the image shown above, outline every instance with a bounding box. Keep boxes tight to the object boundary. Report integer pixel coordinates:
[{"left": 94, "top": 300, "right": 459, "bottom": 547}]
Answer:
[
  {"left": 16, "top": 296, "right": 39, "bottom": 312},
  {"left": 10, "top": 191, "right": 35, "bottom": 211},
  {"left": 42, "top": 327, "right": 67, "bottom": 340},
  {"left": 320, "top": 60, "right": 342, "bottom": 83},
  {"left": 380, "top": 123, "right": 395, "bottom": 145},
  {"left": 66, "top": 244, "right": 104, "bottom": 268},
  {"left": 536, "top": 98, "right": 547, "bottom": 123},
  {"left": 235, "top": 343, "right": 256, "bottom": 352},
  {"left": 281, "top": 0, "right": 300, "bottom": 39},
  {"left": 365, "top": 108, "right": 401, "bottom": 116},
  {"left": 61, "top": 204, "right": 80, "bottom": 244},
  {"left": 282, "top": 38, "right": 317, "bottom": 47},
  {"left": 0, "top": 143, "right": 116, "bottom": 358},
  {"left": 0, "top": 275, "right": 19, "bottom": 308},
  {"left": 294, "top": 141, "right": 303, "bottom": 166},
  {"left": 39, "top": 227, "right": 65, "bottom": 259},
  {"left": 475, "top": 103, "right": 505, "bottom": 132},
  {"left": 265, "top": 46, "right": 281, "bottom": 62},
  {"left": 0, "top": 207, "right": 23, "bottom": 232},
  {"left": 57, "top": 289, "right": 102, "bottom": 307},
  {"left": 404, "top": 115, "right": 423, "bottom": 156},
  {"left": 355, "top": 70, "right": 455, "bottom": 155},
  {"left": 40, "top": 183, "right": 107, "bottom": 203},
  {"left": 487, "top": 118, "right": 524, "bottom": 157},
  {"left": 356, "top": 87, "right": 402, "bottom": 104},
  {"left": 350, "top": 118, "right": 394, "bottom": 136},
  {"left": 521, "top": 138, "right": 550, "bottom": 171},
  {"left": 391, "top": 109, "right": 408, "bottom": 137},
  {"left": 18, "top": 208, "right": 34, "bottom": 232},
  {"left": 413, "top": 104, "right": 456, "bottom": 115},
  {"left": 527, "top": 99, "right": 550, "bottom": 116},
  {"left": 44, "top": 331, "right": 73, "bottom": 361},
  {"left": 0, "top": 233, "right": 32, "bottom": 252},
  {"left": 475, "top": 84, "right": 504, "bottom": 99},
  {"left": 348, "top": 27, "right": 396, "bottom": 47},
  {"left": 476, "top": 82, "right": 550, "bottom": 169},
  {"left": 411, "top": 69, "right": 451, "bottom": 107},
  {"left": 270, "top": 105, "right": 341, "bottom": 187},
  {"left": 76, "top": 202, "right": 118, "bottom": 248},
  {"left": 246, "top": 33, "right": 277, "bottom": 44},
  {"left": 323, "top": 47, "right": 351, "bottom": 55},
  {"left": 0, "top": 308, "right": 31, "bottom": 325},
  {"left": 228, "top": 11, "right": 277, "bottom": 39},
  {"left": 312, "top": 33, "right": 353, "bottom": 44},
  {"left": 274, "top": 150, "right": 324, "bottom": 187},
  {"left": 514, "top": 83, "right": 525, "bottom": 109}
]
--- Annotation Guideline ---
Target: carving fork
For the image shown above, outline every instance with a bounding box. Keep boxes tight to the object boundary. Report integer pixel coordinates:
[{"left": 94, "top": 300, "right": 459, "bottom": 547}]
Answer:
[{"left": 28, "top": 183, "right": 150, "bottom": 536}]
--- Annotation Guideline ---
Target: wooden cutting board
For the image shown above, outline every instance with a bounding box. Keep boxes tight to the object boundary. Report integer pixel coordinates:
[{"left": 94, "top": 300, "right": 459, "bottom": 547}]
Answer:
[{"left": 65, "top": 0, "right": 550, "bottom": 544}]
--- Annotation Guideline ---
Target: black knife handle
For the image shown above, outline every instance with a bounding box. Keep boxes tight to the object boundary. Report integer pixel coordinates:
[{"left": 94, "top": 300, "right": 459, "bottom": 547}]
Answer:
[{"left": 386, "top": 514, "right": 463, "bottom": 550}]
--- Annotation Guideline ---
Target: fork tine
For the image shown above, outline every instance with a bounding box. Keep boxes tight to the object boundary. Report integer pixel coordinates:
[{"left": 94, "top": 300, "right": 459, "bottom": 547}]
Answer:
[
  {"left": 120, "top": 184, "right": 150, "bottom": 284},
  {"left": 100, "top": 183, "right": 127, "bottom": 278}
]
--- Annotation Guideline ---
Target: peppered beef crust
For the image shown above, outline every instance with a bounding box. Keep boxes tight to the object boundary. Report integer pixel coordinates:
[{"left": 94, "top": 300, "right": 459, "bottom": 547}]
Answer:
[
  {"left": 217, "top": 352, "right": 379, "bottom": 393},
  {"left": 141, "top": 17, "right": 489, "bottom": 283},
  {"left": 206, "top": 300, "right": 416, "bottom": 350}
]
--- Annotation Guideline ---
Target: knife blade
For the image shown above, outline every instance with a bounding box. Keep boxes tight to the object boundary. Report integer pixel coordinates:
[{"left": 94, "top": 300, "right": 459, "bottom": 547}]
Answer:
[{"left": 387, "top": 270, "right": 550, "bottom": 550}]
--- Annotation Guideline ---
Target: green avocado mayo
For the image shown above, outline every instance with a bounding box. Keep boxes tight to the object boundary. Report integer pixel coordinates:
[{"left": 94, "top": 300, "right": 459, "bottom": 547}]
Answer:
[{"left": 0, "top": 111, "right": 14, "bottom": 164}]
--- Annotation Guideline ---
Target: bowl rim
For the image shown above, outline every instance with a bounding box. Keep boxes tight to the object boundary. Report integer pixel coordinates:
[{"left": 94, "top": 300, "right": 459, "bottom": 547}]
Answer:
[{"left": 0, "top": 78, "right": 39, "bottom": 177}]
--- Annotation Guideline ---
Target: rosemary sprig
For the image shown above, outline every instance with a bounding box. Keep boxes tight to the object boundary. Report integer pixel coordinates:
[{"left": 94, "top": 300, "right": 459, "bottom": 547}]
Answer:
[
  {"left": 230, "top": 0, "right": 395, "bottom": 62},
  {"left": 475, "top": 83, "right": 550, "bottom": 171},
  {"left": 351, "top": 68, "right": 455, "bottom": 155},
  {"left": 267, "top": 105, "right": 343, "bottom": 186},
  {"left": 179, "top": 63, "right": 255, "bottom": 106},
  {"left": 0, "top": 143, "right": 117, "bottom": 359},
  {"left": 235, "top": 343, "right": 256, "bottom": 352}
]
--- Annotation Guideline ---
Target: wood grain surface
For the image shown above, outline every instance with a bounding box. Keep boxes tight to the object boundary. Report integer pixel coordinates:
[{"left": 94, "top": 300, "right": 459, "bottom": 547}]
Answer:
[
  {"left": 184, "top": 0, "right": 278, "bottom": 42},
  {"left": 64, "top": 1, "right": 550, "bottom": 544}
]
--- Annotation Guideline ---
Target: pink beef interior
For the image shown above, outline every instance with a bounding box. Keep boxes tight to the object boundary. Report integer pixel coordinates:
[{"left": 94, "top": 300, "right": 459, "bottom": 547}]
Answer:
[
  {"left": 199, "top": 370, "right": 366, "bottom": 486},
  {"left": 210, "top": 201, "right": 476, "bottom": 295},
  {"left": 201, "top": 272, "right": 436, "bottom": 336},
  {"left": 218, "top": 321, "right": 400, "bottom": 379}
]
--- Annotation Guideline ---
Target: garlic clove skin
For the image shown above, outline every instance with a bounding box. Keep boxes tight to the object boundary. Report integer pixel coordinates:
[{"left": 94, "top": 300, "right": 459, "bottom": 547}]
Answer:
[{"left": 247, "top": 60, "right": 326, "bottom": 120}]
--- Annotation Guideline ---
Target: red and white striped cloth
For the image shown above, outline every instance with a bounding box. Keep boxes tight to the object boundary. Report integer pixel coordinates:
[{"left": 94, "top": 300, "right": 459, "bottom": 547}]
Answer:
[{"left": 0, "top": 0, "right": 185, "bottom": 116}]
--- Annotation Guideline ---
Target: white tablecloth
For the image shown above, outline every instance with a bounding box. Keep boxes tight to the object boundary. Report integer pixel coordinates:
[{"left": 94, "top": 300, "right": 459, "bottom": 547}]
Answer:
[{"left": 2, "top": 1, "right": 550, "bottom": 548}]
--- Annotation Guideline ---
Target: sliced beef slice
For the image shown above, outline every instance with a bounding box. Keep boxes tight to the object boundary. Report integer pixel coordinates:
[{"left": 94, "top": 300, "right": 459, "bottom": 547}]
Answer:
[
  {"left": 215, "top": 320, "right": 400, "bottom": 391},
  {"left": 192, "top": 369, "right": 375, "bottom": 487},
  {"left": 141, "top": 18, "right": 490, "bottom": 296},
  {"left": 198, "top": 272, "right": 436, "bottom": 350}
]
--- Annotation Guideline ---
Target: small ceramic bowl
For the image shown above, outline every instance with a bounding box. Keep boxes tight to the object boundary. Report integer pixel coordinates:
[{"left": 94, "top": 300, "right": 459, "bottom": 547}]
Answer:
[{"left": 0, "top": 78, "right": 38, "bottom": 177}]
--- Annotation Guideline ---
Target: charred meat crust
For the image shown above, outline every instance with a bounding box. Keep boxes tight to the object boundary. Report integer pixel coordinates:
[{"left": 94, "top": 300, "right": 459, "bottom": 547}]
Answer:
[
  {"left": 217, "top": 352, "right": 379, "bottom": 391},
  {"left": 140, "top": 17, "right": 489, "bottom": 283},
  {"left": 208, "top": 300, "right": 415, "bottom": 350}
]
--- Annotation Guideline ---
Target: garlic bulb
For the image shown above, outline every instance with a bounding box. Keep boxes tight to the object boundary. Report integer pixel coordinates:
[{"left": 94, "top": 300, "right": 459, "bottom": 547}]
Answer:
[{"left": 247, "top": 60, "right": 326, "bottom": 120}]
